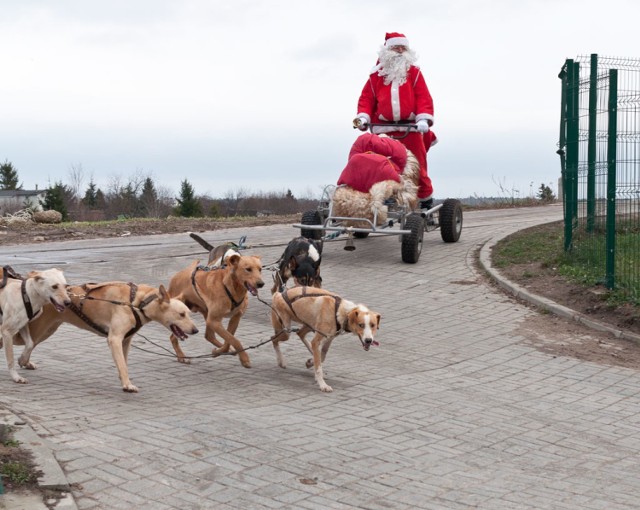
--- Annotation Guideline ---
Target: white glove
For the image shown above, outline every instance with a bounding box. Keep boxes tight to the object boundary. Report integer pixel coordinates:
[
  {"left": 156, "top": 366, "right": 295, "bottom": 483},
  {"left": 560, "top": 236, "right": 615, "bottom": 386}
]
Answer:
[
  {"left": 354, "top": 116, "right": 369, "bottom": 131},
  {"left": 416, "top": 120, "right": 430, "bottom": 133}
]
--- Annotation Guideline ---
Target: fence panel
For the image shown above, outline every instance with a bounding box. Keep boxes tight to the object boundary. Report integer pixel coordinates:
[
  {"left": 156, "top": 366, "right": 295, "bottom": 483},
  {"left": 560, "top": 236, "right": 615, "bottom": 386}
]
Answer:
[{"left": 558, "top": 54, "right": 640, "bottom": 302}]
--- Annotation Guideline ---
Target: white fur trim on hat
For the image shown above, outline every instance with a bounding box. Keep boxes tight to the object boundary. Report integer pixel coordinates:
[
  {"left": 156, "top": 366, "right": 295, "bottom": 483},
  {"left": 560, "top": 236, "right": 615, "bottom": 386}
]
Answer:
[{"left": 385, "top": 36, "right": 409, "bottom": 47}]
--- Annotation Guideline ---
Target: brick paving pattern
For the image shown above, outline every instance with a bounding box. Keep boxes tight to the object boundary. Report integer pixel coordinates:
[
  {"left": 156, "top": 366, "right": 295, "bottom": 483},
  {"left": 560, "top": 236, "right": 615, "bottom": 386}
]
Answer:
[{"left": 2, "top": 205, "right": 640, "bottom": 509}]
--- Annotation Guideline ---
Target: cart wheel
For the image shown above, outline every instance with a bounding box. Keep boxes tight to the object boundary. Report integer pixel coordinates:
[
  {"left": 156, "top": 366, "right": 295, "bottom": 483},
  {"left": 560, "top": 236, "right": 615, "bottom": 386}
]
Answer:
[
  {"left": 440, "top": 199, "right": 463, "bottom": 243},
  {"left": 401, "top": 214, "right": 424, "bottom": 263},
  {"left": 353, "top": 232, "right": 369, "bottom": 239},
  {"left": 300, "top": 210, "right": 323, "bottom": 240}
]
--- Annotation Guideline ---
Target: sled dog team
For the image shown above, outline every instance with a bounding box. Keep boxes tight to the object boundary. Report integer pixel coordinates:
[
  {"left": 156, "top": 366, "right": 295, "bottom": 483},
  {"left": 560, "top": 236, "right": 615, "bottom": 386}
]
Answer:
[{"left": 0, "top": 235, "right": 381, "bottom": 393}]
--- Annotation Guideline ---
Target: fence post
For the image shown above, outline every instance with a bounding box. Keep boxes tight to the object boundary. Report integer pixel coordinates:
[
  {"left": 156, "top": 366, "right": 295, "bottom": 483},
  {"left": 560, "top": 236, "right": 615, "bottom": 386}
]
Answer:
[
  {"left": 587, "top": 53, "right": 598, "bottom": 232},
  {"left": 564, "top": 59, "right": 580, "bottom": 252},
  {"left": 605, "top": 68, "right": 618, "bottom": 289}
]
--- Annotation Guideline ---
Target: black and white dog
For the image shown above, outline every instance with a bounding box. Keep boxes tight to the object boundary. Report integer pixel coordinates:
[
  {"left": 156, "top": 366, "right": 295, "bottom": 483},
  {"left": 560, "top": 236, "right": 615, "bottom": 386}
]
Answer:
[{"left": 271, "top": 236, "right": 323, "bottom": 294}]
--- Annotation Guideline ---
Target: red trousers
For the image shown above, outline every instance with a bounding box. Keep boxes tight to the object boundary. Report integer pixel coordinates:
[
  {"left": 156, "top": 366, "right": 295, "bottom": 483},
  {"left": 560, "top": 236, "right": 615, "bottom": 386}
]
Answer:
[{"left": 391, "top": 131, "right": 434, "bottom": 199}]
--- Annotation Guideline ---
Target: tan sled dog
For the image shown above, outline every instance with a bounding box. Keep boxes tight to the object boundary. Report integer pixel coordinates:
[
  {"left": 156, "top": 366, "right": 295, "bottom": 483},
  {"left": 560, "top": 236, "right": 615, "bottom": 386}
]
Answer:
[
  {"left": 0, "top": 268, "right": 70, "bottom": 384},
  {"left": 15, "top": 282, "right": 198, "bottom": 392},
  {"left": 270, "top": 286, "right": 381, "bottom": 392},
  {"left": 168, "top": 252, "right": 264, "bottom": 367}
]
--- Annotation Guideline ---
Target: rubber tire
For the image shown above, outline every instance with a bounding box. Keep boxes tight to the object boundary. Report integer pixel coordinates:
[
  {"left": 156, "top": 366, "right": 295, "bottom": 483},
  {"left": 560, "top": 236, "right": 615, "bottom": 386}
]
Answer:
[
  {"left": 353, "top": 232, "right": 369, "bottom": 239},
  {"left": 401, "top": 214, "right": 424, "bottom": 263},
  {"left": 440, "top": 199, "right": 463, "bottom": 243},
  {"left": 300, "top": 210, "right": 323, "bottom": 240}
]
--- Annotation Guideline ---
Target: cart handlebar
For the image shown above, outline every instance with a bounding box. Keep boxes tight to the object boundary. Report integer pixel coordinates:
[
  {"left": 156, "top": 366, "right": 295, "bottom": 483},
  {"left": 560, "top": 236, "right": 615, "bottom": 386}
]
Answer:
[{"left": 352, "top": 119, "right": 418, "bottom": 140}]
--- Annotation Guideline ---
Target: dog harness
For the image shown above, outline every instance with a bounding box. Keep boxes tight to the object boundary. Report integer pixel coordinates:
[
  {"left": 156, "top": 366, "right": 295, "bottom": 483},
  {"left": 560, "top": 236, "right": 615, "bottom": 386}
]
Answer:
[
  {"left": 0, "top": 266, "right": 38, "bottom": 320},
  {"left": 0, "top": 265, "right": 23, "bottom": 289},
  {"left": 20, "top": 280, "right": 36, "bottom": 320},
  {"left": 191, "top": 265, "right": 245, "bottom": 312},
  {"left": 280, "top": 287, "right": 349, "bottom": 334},
  {"left": 68, "top": 283, "right": 157, "bottom": 338}
]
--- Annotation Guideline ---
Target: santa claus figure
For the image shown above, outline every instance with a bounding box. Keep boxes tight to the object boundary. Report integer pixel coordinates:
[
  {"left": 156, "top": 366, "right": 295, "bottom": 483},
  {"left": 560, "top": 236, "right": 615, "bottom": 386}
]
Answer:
[{"left": 355, "top": 32, "right": 437, "bottom": 208}]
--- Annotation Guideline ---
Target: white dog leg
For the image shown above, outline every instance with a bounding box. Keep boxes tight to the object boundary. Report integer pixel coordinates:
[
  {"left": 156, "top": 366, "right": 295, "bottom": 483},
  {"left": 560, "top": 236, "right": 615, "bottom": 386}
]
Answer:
[
  {"left": 18, "top": 326, "right": 37, "bottom": 370},
  {"left": 311, "top": 335, "right": 332, "bottom": 392},
  {"left": 2, "top": 326, "right": 27, "bottom": 384}
]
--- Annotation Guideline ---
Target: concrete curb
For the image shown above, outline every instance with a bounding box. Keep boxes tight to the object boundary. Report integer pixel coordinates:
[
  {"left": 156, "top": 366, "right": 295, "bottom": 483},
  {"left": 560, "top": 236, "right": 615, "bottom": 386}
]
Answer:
[
  {"left": 479, "top": 234, "right": 640, "bottom": 345},
  {"left": 0, "top": 411, "right": 78, "bottom": 510}
]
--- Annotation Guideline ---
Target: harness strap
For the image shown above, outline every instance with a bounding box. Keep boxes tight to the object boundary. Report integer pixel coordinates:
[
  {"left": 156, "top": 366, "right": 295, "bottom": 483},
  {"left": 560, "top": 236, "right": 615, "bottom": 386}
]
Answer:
[
  {"left": 224, "top": 284, "right": 244, "bottom": 311},
  {"left": 281, "top": 288, "right": 346, "bottom": 333},
  {"left": 126, "top": 283, "right": 143, "bottom": 338},
  {"left": 0, "top": 266, "right": 25, "bottom": 316},
  {"left": 191, "top": 265, "right": 244, "bottom": 312},
  {"left": 0, "top": 265, "right": 23, "bottom": 289},
  {"left": 68, "top": 301, "right": 109, "bottom": 336},
  {"left": 67, "top": 283, "right": 156, "bottom": 338},
  {"left": 191, "top": 266, "right": 208, "bottom": 309},
  {"left": 21, "top": 279, "right": 36, "bottom": 321}
]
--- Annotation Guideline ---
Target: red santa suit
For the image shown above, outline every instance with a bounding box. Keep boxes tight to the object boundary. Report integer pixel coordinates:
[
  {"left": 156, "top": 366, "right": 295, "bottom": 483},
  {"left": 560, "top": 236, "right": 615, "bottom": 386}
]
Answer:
[{"left": 356, "top": 32, "right": 435, "bottom": 199}]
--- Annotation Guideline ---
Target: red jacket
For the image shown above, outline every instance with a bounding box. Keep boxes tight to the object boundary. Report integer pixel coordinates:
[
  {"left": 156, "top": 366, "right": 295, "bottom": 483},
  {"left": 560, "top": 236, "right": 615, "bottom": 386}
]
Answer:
[{"left": 357, "top": 66, "right": 434, "bottom": 126}]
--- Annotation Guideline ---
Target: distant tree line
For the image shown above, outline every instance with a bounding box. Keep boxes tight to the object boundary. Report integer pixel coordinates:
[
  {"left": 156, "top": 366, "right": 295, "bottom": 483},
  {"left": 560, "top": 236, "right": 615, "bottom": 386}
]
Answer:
[{"left": 0, "top": 160, "right": 319, "bottom": 221}]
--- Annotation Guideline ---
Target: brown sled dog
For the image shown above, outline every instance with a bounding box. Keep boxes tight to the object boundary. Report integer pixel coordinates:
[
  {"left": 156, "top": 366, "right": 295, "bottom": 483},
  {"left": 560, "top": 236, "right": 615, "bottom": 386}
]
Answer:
[
  {"left": 14, "top": 282, "right": 198, "bottom": 392},
  {"left": 270, "top": 286, "right": 381, "bottom": 392},
  {"left": 168, "top": 252, "right": 265, "bottom": 367}
]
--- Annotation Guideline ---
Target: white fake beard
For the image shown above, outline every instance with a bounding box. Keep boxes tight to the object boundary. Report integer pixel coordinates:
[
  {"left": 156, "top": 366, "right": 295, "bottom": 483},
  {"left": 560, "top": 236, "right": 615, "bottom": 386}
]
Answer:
[{"left": 377, "top": 47, "right": 417, "bottom": 86}]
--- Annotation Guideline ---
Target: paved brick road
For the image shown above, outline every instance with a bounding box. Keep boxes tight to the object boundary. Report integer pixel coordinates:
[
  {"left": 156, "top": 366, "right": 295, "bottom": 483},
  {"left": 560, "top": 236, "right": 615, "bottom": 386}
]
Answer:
[{"left": 2, "top": 204, "right": 640, "bottom": 509}]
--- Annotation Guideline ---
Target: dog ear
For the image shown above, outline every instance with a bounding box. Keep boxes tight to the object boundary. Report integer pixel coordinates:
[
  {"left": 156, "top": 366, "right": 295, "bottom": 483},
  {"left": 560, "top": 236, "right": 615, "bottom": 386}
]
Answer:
[
  {"left": 227, "top": 253, "right": 241, "bottom": 266},
  {"left": 158, "top": 284, "right": 170, "bottom": 303},
  {"left": 347, "top": 308, "right": 359, "bottom": 329},
  {"left": 375, "top": 313, "right": 381, "bottom": 328}
]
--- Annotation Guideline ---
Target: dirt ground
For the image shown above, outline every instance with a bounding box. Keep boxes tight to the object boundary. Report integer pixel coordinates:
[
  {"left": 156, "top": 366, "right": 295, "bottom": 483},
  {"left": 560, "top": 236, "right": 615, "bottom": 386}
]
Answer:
[
  {"left": 486, "top": 235, "right": 640, "bottom": 371},
  {"left": 0, "top": 215, "right": 300, "bottom": 245}
]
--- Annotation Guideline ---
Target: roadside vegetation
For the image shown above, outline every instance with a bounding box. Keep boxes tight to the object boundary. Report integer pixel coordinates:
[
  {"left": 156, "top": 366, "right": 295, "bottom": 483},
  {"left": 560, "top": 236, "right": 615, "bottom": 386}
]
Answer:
[
  {"left": 0, "top": 424, "right": 40, "bottom": 492},
  {"left": 493, "top": 220, "right": 639, "bottom": 307}
]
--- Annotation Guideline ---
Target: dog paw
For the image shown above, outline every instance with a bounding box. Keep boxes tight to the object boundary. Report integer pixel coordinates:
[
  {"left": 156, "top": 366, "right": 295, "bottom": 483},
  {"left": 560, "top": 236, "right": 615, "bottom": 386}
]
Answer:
[
  {"left": 305, "top": 359, "right": 314, "bottom": 369},
  {"left": 122, "top": 384, "right": 139, "bottom": 393},
  {"left": 21, "top": 361, "right": 37, "bottom": 370},
  {"left": 12, "top": 375, "right": 28, "bottom": 384},
  {"left": 241, "top": 360, "right": 252, "bottom": 369},
  {"left": 177, "top": 357, "right": 192, "bottom": 365},
  {"left": 319, "top": 384, "right": 333, "bottom": 393}
]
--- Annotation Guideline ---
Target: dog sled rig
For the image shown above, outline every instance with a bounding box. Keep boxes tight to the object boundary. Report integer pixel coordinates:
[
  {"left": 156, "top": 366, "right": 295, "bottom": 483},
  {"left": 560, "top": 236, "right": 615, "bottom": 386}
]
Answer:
[{"left": 293, "top": 123, "right": 463, "bottom": 263}]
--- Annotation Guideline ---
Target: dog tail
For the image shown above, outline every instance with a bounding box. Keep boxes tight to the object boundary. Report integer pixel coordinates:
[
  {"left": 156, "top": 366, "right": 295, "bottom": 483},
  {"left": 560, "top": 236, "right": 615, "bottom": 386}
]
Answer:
[{"left": 189, "top": 232, "right": 214, "bottom": 252}]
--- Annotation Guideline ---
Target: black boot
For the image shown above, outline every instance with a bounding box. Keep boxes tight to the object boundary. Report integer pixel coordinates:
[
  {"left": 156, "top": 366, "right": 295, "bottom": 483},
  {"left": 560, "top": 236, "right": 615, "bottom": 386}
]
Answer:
[{"left": 419, "top": 198, "right": 433, "bottom": 210}]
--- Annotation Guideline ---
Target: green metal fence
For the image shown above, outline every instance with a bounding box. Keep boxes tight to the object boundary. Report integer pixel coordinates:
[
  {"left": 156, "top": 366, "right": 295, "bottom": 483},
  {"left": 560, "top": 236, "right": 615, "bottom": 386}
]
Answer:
[{"left": 558, "top": 54, "right": 640, "bottom": 301}]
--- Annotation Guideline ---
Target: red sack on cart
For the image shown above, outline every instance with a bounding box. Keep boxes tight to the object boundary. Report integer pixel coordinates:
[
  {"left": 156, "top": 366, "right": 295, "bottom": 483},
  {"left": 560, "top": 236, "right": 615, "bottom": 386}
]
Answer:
[{"left": 337, "top": 133, "right": 408, "bottom": 193}]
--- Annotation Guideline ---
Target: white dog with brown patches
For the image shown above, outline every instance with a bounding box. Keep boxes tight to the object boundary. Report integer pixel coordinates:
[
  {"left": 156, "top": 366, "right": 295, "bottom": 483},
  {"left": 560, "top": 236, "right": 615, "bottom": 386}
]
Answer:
[
  {"left": 270, "top": 286, "right": 381, "bottom": 392},
  {"left": 0, "top": 268, "right": 70, "bottom": 384}
]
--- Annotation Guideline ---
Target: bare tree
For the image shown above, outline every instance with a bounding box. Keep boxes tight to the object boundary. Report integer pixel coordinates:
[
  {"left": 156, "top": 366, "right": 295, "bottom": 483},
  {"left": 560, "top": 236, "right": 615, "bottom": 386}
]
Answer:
[
  {"left": 224, "top": 187, "right": 249, "bottom": 216},
  {"left": 67, "top": 163, "right": 86, "bottom": 200}
]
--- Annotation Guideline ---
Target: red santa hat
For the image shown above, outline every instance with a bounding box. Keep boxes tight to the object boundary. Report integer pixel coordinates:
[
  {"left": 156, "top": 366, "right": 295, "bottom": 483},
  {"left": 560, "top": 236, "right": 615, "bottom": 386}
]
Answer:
[{"left": 384, "top": 32, "right": 410, "bottom": 48}]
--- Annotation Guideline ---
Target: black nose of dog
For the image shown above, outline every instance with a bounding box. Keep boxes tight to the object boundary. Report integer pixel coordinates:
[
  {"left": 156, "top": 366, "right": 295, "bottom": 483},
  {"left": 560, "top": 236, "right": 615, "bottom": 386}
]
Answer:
[
  {"left": 257, "top": 281, "right": 265, "bottom": 288},
  {"left": 365, "top": 338, "right": 373, "bottom": 345}
]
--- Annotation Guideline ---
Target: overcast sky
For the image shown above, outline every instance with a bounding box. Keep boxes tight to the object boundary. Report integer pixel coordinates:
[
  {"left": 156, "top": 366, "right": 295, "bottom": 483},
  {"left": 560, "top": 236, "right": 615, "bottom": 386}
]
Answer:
[{"left": 2, "top": 0, "right": 639, "bottom": 200}]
